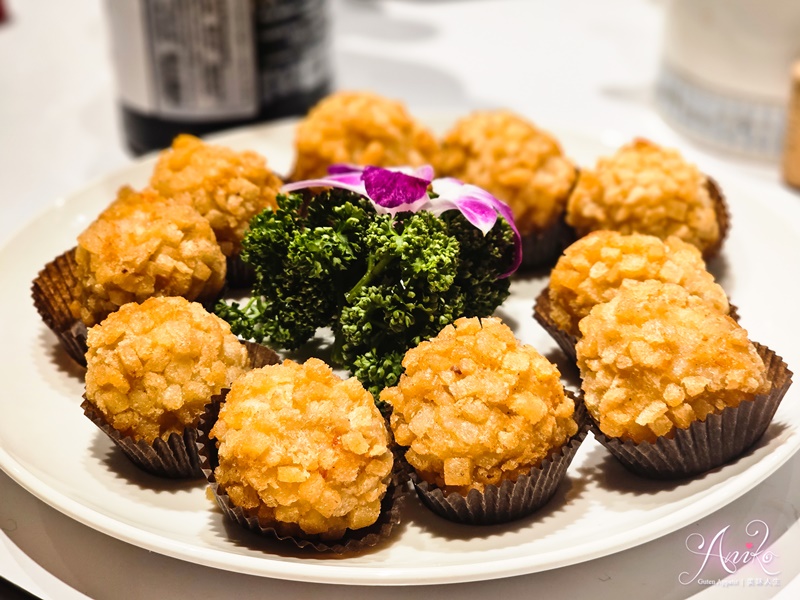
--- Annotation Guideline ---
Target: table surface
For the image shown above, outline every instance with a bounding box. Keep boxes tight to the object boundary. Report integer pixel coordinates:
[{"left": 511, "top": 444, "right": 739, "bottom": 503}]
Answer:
[{"left": 1, "top": 1, "right": 799, "bottom": 598}]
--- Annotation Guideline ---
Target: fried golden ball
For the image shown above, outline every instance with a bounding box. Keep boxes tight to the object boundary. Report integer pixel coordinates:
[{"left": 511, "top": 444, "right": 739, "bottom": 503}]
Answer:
[
  {"left": 290, "top": 91, "right": 440, "bottom": 180},
  {"left": 549, "top": 231, "right": 729, "bottom": 336},
  {"left": 73, "top": 187, "right": 226, "bottom": 326},
  {"left": 384, "top": 317, "right": 577, "bottom": 495},
  {"left": 566, "top": 139, "right": 720, "bottom": 253},
  {"left": 211, "top": 359, "right": 393, "bottom": 540},
  {"left": 150, "top": 134, "right": 282, "bottom": 256},
  {"left": 577, "top": 280, "right": 768, "bottom": 444},
  {"left": 437, "top": 111, "right": 576, "bottom": 235},
  {"left": 85, "top": 297, "right": 248, "bottom": 443}
]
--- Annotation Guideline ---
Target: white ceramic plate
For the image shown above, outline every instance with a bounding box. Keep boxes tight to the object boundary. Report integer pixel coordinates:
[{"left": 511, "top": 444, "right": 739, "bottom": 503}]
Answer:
[{"left": 1, "top": 119, "right": 799, "bottom": 586}]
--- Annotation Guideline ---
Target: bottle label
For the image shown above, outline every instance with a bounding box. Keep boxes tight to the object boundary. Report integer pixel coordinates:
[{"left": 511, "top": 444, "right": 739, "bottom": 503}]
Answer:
[
  {"left": 105, "top": 0, "right": 330, "bottom": 122},
  {"left": 656, "top": 63, "right": 786, "bottom": 159},
  {"left": 254, "top": 0, "right": 330, "bottom": 106}
]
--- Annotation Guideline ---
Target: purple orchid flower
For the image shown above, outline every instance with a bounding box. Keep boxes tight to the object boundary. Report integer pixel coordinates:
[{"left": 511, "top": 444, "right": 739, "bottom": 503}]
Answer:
[
  {"left": 282, "top": 164, "right": 433, "bottom": 215},
  {"left": 281, "top": 165, "right": 521, "bottom": 276}
]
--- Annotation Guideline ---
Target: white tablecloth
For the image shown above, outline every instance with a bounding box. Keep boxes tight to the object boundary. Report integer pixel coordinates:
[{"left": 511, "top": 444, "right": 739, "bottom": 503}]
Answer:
[{"left": 1, "top": 1, "right": 799, "bottom": 598}]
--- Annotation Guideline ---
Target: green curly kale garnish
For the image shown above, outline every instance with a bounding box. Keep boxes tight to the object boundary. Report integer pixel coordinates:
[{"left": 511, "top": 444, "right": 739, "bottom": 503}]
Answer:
[{"left": 216, "top": 188, "right": 515, "bottom": 404}]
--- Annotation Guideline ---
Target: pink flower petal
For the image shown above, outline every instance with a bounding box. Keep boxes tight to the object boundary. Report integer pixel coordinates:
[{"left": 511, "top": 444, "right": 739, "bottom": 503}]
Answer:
[
  {"left": 430, "top": 177, "right": 465, "bottom": 197},
  {"left": 327, "top": 163, "right": 363, "bottom": 175},
  {"left": 283, "top": 165, "right": 435, "bottom": 215},
  {"left": 449, "top": 198, "right": 498, "bottom": 235},
  {"left": 362, "top": 166, "right": 431, "bottom": 209},
  {"left": 430, "top": 178, "right": 522, "bottom": 277},
  {"left": 413, "top": 164, "right": 435, "bottom": 181},
  {"left": 281, "top": 172, "right": 366, "bottom": 196}
]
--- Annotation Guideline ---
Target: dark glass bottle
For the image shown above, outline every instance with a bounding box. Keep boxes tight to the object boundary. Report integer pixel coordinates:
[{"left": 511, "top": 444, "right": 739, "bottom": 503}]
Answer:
[{"left": 105, "top": 0, "right": 332, "bottom": 155}]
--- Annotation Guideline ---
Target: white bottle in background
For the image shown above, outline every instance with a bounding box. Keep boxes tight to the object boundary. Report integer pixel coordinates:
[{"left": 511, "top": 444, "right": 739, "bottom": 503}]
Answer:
[{"left": 656, "top": 0, "right": 800, "bottom": 160}]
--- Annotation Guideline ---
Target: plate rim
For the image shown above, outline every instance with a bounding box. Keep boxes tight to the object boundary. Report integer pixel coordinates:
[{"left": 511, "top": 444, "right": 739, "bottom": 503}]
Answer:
[
  {"left": 0, "top": 431, "right": 796, "bottom": 585},
  {"left": 1, "top": 118, "right": 799, "bottom": 586}
]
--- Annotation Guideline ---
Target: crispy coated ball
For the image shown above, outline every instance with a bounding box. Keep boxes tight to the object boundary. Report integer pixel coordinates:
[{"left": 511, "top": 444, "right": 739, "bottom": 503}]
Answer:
[
  {"left": 577, "top": 280, "right": 768, "bottom": 444},
  {"left": 384, "top": 317, "right": 577, "bottom": 495},
  {"left": 211, "top": 359, "right": 393, "bottom": 540},
  {"left": 566, "top": 139, "right": 720, "bottom": 253},
  {"left": 73, "top": 187, "right": 226, "bottom": 326},
  {"left": 85, "top": 297, "right": 249, "bottom": 443},
  {"left": 549, "top": 231, "right": 729, "bottom": 336},
  {"left": 290, "top": 91, "right": 440, "bottom": 180},
  {"left": 437, "top": 111, "right": 576, "bottom": 235},
  {"left": 150, "top": 134, "right": 282, "bottom": 256}
]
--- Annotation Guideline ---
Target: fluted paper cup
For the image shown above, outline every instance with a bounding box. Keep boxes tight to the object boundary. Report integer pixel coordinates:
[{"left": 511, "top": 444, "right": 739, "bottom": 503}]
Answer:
[
  {"left": 591, "top": 343, "right": 791, "bottom": 479},
  {"left": 196, "top": 392, "right": 407, "bottom": 553},
  {"left": 408, "top": 397, "right": 590, "bottom": 525}
]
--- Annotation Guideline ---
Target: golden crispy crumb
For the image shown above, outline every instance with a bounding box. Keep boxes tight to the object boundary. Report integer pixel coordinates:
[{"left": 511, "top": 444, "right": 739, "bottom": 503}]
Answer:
[
  {"left": 211, "top": 359, "right": 393, "bottom": 540},
  {"left": 73, "top": 187, "right": 226, "bottom": 326},
  {"left": 290, "top": 91, "right": 440, "bottom": 180},
  {"left": 150, "top": 134, "right": 282, "bottom": 256},
  {"left": 437, "top": 111, "right": 576, "bottom": 234},
  {"left": 549, "top": 231, "right": 729, "bottom": 336},
  {"left": 383, "top": 317, "right": 577, "bottom": 495},
  {"left": 577, "top": 280, "right": 768, "bottom": 444},
  {"left": 566, "top": 139, "right": 720, "bottom": 252},
  {"left": 85, "top": 297, "right": 248, "bottom": 443}
]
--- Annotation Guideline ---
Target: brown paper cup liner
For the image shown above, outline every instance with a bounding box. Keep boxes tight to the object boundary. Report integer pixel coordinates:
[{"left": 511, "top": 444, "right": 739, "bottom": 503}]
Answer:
[
  {"left": 519, "top": 217, "right": 576, "bottom": 270},
  {"left": 728, "top": 302, "right": 740, "bottom": 322},
  {"left": 225, "top": 254, "right": 256, "bottom": 290},
  {"left": 31, "top": 247, "right": 88, "bottom": 366},
  {"left": 82, "top": 399, "right": 204, "bottom": 479},
  {"left": 81, "top": 341, "right": 279, "bottom": 479},
  {"left": 534, "top": 286, "right": 741, "bottom": 364},
  {"left": 591, "top": 343, "right": 792, "bottom": 479},
  {"left": 240, "top": 340, "right": 281, "bottom": 370},
  {"left": 533, "top": 286, "right": 579, "bottom": 363},
  {"left": 704, "top": 177, "right": 730, "bottom": 261},
  {"left": 196, "top": 392, "right": 407, "bottom": 554},
  {"left": 408, "top": 396, "right": 590, "bottom": 526},
  {"left": 519, "top": 169, "right": 579, "bottom": 271}
]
